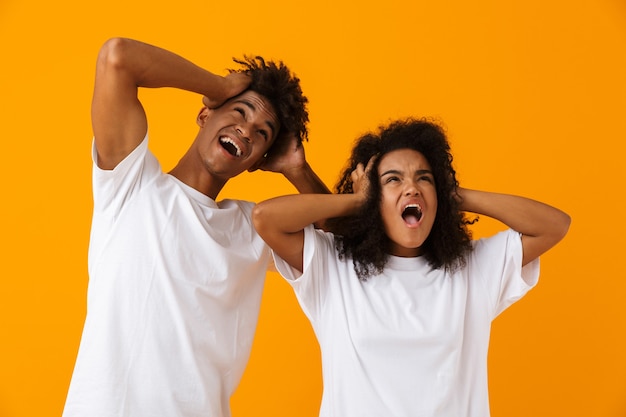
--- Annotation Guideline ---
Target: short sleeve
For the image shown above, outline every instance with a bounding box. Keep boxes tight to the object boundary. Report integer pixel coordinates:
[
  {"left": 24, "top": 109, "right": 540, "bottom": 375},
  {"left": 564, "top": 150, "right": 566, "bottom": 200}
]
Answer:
[
  {"left": 273, "top": 225, "right": 336, "bottom": 323},
  {"left": 471, "top": 229, "right": 540, "bottom": 318},
  {"left": 92, "top": 133, "right": 161, "bottom": 216}
]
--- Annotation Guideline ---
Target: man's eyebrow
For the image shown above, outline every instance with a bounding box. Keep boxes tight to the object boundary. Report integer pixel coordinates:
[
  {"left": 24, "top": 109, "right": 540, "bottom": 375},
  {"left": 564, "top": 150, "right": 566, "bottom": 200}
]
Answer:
[
  {"left": 234, "top": 98, "right": 255, "bottom": 112},
  {"left": 234, "top": 99, "right": 276, "bottom": 138}
]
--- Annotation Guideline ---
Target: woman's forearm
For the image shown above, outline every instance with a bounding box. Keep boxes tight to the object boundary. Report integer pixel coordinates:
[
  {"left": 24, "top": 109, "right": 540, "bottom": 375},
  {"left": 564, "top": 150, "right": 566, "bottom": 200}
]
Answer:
[{"left": 457, "top": 187, "right": 571, "bottom": 264}]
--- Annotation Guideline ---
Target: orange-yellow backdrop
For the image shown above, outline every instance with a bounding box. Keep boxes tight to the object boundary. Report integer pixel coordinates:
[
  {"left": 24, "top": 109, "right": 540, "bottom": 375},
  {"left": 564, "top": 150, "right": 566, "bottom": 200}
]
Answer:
[{"left": 1, "top": 1, "right": 625, "bottom": 416}]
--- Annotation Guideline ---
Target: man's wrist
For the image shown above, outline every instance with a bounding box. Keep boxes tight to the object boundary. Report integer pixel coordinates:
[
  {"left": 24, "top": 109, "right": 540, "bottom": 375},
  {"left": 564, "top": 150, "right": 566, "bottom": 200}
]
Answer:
[{"left": 284, "top": 162, "right": 329, "bottom": 194}]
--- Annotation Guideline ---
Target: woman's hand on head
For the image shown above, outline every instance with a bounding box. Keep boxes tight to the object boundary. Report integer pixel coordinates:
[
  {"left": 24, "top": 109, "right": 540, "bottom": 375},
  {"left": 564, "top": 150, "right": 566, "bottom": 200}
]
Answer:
[
  {"left": 351, "top": 156, "right": 376, "bottom": 203},
  {"left": 453, "top": 186, "right": 465, "bottom": 207}
]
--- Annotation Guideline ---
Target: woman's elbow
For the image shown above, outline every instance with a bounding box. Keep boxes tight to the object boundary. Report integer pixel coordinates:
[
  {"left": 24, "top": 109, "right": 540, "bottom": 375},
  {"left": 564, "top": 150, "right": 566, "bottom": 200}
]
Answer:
[
  {"left": 554, "top": 210, "right": 572, "bottom": 242},
  {"left": 251, "top": 202, "right": 273, "bottom": 237},
  {"left": 251, "top": 203, "right": 264, "bottom": 228}
]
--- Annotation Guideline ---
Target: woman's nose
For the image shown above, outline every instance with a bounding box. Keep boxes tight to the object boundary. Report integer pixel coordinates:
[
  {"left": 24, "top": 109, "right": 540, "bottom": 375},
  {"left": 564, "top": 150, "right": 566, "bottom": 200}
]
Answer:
[{"left": 404, "top": 182, "right": 420, "bottom": 196}]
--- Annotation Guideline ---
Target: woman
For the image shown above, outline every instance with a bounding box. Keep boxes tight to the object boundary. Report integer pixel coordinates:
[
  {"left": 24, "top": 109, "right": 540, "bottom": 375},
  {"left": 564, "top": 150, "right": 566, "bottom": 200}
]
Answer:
[{"left": 252, "top": 118, "right": 570, "bottom": 417}]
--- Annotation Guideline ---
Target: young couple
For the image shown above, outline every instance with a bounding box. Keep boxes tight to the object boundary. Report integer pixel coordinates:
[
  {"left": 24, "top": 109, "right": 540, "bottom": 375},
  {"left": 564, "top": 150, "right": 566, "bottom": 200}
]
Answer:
[{"left": 63, "top": 38, "right": 570, "bottom": 417}]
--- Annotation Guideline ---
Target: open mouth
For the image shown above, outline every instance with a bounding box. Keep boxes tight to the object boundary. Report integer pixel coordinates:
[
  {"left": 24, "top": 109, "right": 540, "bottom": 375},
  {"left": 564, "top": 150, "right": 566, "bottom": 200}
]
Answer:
[
  {"left": 401, "top": 203, "right": 423, "bottom": 225},
  {"left": 219, "top": 136, "right": 243, "bottom": 157}
]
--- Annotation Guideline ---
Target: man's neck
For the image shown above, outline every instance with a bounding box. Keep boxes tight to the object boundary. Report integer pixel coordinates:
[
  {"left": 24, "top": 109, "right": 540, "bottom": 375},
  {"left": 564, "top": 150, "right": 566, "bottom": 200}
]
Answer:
[{"left": 168, "top": 160, "right": 226, "bottom": 201}]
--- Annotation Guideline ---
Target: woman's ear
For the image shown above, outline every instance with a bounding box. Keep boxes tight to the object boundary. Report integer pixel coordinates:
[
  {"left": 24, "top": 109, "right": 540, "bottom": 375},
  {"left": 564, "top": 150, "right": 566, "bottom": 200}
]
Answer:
[{"left": 196, "top": 107, "right": 211, "bottom": 128}]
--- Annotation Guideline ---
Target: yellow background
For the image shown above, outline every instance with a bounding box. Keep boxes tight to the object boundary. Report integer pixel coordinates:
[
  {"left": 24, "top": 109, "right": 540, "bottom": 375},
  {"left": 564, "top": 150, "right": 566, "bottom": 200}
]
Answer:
[{"left": 1, "top": 0, "right": 625, "bottom": 416}]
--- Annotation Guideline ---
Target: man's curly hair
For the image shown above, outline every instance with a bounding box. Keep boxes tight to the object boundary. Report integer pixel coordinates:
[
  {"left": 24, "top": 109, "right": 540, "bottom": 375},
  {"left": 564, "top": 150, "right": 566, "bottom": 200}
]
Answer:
[
  {"left": 230, "top": 56, "right": 309, "bottom": 151},
  {"left": 325, "top": 118, "right": 474, "bottom": 280}
]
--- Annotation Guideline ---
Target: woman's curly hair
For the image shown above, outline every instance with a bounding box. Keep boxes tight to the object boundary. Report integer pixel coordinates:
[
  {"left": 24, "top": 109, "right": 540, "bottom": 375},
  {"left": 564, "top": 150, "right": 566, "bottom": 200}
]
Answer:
[
  {"left": 325, "top": 118, "right": 474, "bottom": 280},
  {"left": 230, "top": 56, "right": 309, "bottom": 151}
]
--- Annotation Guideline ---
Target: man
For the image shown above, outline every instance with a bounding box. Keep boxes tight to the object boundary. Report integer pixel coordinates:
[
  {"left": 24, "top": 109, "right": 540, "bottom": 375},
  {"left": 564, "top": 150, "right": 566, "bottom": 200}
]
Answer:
[{"left": 63, "top": 37, "right": 328, "bottom": 417}]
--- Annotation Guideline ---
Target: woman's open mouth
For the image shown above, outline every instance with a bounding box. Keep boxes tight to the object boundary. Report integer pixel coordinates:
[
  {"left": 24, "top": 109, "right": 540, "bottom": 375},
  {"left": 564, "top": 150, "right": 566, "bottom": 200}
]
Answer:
[{"left": 401, "top": 203, "right": 423, "bottom": 226}]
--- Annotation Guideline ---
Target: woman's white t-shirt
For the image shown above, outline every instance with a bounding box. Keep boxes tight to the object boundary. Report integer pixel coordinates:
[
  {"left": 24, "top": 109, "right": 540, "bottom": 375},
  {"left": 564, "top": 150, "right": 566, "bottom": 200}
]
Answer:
[{"left": 274, "top": 225, "right": 539, "bottom": 417}]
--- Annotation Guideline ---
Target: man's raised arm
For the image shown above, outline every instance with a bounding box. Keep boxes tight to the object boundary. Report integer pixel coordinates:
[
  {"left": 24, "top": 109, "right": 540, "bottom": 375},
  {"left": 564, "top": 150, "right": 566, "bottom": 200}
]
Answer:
[{"left": 91, "top": 37, "right": 250, "bottom": 170}]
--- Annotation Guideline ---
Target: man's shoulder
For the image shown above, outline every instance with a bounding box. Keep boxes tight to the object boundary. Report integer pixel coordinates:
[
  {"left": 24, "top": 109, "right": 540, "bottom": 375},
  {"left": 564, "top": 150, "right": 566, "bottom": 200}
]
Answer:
[
  {"left": 216, "top": 198, "right": 257, "bottom": 217},
  {"left": 217, "top": 198, "right": 254, "bottom": 208}
]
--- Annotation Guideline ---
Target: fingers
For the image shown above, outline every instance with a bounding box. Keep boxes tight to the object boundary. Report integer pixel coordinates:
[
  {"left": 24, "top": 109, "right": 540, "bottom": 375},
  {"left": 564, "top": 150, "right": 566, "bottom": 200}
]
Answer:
[
  {"left": 350, "top": 162, "right": 364, "bottom": 184},
  {"left": 254, "top": 132, "right": 306, "bottom": 174},
  {"left": 351, "top": 155, "right": 377, "bottom": 180},
  {"left": 350, "top": 154, "right": 378, "bottom": 196},
  {"left": 363, "top": 154, "right": 377, "bottom": 173},
  {"left": 225, "top": 72, "right": 252, "bottom": 96},
  {"left": 351, "top": 162, "right": 364, "bottom": 176},
  {"left": 202, "top": 72, "right": 252, "bottom": 109}
]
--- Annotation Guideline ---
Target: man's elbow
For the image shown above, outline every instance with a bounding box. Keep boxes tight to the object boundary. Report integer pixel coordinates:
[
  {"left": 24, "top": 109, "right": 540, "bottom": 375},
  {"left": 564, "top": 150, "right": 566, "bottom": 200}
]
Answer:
[{"left": 97, "top": 37, "right": 134, "bottom": 73}]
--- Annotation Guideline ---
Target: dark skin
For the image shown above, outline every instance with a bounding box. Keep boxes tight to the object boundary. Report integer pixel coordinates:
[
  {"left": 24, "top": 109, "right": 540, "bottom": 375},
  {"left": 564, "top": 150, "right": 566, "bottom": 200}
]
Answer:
[
  {"left": 93, "top": 37, "right": 328, "bottom": 200},
  {"left": 252, "top": 149, "right": 571, "bottom": 273}
]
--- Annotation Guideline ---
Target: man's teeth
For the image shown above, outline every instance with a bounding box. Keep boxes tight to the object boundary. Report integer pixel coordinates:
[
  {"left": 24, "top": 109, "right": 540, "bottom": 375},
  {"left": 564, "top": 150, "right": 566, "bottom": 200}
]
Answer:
[{"left": 219, "top": 137, "right": 242, "bottom": 157}]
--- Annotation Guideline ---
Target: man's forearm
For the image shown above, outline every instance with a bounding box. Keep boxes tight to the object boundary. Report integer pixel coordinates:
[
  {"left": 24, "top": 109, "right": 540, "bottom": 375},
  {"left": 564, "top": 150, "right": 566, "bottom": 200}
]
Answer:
[
  {"left": 103, "top": 38, "right": 225, "bottom": 95},
  {"left": 283, "top": 162, "right": 331, "bottom": 194}
]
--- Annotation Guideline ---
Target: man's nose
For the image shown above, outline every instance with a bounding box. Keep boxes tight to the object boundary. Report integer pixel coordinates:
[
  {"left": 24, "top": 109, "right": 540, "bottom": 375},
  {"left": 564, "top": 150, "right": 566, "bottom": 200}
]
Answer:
[{"left": 235, "top": 125, "right": 251, "bottom": 142}]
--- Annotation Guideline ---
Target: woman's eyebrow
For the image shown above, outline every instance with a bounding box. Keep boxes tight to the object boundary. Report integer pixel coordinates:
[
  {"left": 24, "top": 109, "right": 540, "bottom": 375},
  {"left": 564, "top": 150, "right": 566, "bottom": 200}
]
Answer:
[
  {"left": 380, "top": 169, "right": 433, "bottom": 177},
  {"left": 380, "top": 169, "right": 402, "bottom": 177}
]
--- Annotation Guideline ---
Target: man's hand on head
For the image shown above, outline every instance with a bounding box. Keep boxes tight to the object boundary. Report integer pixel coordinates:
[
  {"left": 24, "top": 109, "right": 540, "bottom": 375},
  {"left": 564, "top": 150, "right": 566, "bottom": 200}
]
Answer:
[
  {"left": 202, "top": 72, "right": 251, "bottom": 109},
  {"left": 250, "top": 132, "right": 306, "bottom": 176},
  {"left": 252, "top": 131, "right": 330, "bottom": 196}
]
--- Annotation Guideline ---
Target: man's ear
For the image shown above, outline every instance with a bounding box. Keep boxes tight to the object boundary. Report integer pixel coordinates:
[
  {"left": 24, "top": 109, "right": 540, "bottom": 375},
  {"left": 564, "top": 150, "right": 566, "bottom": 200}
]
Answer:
[
  {"left": 247, "top": 153, "right": 267, "bottom": 172},
  {"left": 196, "top": 107, "right": 211, "bottom": 128}
]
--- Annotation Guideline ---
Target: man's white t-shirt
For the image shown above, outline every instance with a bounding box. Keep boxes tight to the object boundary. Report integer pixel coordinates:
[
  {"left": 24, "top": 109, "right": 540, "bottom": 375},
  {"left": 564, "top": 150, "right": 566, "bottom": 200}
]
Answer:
[
  {"left": 63, "top": 136, "right": 270, "bottom": 417},
  {"left": 274, "top": 225, "right": 540, "bottom": 417}
]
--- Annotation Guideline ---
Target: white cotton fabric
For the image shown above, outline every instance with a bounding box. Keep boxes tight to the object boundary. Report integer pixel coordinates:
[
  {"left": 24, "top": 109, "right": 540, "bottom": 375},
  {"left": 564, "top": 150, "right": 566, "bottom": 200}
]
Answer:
[
  {"left": 63, "top": 135, "right": 270, "bottom": 417},
  {"left": 274, "top": 226, "right": 539, "bottom": 417}
]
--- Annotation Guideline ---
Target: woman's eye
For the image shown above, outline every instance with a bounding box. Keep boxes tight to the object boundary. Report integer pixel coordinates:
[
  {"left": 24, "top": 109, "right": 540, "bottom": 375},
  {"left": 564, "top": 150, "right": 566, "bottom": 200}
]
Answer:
[
  {"left": 234, "top": 107, "right": 245, "bottom": 116},
  {"left": 384, "top": 176, "right": 400, "bottom": 183},
  {"left": 258, "top": 130, "right": 268, "bottom": 140}
]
